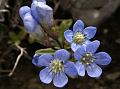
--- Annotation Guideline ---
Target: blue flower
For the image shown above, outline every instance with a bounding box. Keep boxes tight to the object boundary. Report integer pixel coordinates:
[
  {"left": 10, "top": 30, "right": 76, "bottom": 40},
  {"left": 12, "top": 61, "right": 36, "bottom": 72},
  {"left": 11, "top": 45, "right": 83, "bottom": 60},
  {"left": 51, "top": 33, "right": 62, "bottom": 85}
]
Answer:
[
  {"left": 64, "top": 20, "right": 96, "bottom": 52},
  {"left": 74, "top": 40, "right": 111, "bottom": 77},
  {"left": 32, "top": 49, "right": 77, "bottom": 87}
]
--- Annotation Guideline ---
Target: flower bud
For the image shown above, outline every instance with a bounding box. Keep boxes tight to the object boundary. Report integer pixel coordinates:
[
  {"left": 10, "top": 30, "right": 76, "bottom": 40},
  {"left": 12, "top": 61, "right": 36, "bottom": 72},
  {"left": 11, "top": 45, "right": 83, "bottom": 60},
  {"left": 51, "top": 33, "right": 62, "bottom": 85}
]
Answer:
[
  {"left": 31, "top": 1, "right": 53, "bottom": 28},
  {"left": 19, "top": 6, "right": 30, "bottom": 19},
  {"left": 19, "top": 7, "right": 45, "bottom": 41}
]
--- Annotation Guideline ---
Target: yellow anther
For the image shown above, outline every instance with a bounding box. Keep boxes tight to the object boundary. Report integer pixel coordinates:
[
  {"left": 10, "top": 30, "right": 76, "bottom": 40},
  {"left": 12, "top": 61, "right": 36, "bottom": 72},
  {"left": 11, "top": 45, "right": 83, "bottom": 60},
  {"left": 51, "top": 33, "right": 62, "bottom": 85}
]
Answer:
[
  {"left": 50, "top": 60, "right": 64, "bottom": 73},
  {"left": 73, "top": 32, "right": 85, "bottom": 44}
]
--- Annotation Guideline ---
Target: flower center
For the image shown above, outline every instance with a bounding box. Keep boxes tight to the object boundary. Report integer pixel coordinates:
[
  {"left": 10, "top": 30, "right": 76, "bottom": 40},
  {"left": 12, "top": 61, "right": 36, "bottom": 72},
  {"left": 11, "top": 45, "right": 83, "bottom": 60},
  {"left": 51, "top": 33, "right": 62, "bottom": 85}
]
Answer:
[
  {"left": 81, "top": 53, "right": 95, "bottom": 65},
  {"left": 50, "top": 59, "right": 64, "bottom": 73},
  {"left": 73, "top": 32, "right": 85, "bottom": 44}
]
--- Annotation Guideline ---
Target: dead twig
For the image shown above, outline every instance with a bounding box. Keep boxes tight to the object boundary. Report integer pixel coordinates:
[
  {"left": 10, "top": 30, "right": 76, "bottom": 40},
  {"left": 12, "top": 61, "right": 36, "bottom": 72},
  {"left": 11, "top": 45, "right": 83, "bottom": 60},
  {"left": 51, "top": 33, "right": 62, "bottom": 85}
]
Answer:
[{"left": 8, "top": 44, "right": 27, "bottom": 77}]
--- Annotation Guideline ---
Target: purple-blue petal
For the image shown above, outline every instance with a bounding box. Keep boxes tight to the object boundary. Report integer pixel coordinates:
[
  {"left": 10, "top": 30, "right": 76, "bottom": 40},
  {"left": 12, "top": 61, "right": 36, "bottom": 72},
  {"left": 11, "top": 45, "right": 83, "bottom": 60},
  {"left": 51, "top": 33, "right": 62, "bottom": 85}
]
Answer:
[
  {"left": 86, "top": 63, "right": 102, "bottom": 77},
  {"left": 36, "top": 2, "right": 53, "bottom": 27},
  {"left": 82, "top": 40, "right": 92, "bottom": 48},
  {"left": 54, "top": 49, "right": 70, "bottom": 62},
  {"left": 86, "top": 40, "right": 100, "bottom": 53},
  {"left": 23, "top": 12, "right": 38, "bottom": 32},
  {"left": 39, "top": 67, "right": 54, "bottom": 84},
  {"left": 73, "top": 20, "right": 84, "bottom": 33},
  {"left": 32, "top": 54, "right": 41, "bottom": 66},
  {"left": 83, "top": 27, "right": 97, "bottom": 39},
  {"left": 37, "top": 54, "right": 53, "bottom": 67},
  {"left": 76, "top": 62, "right": 85, "bottom": 76},
  {"left": 71, "top": 42, "right": 82, "bottom": 52},
  {"left": 64, "top": 62, "right": 78, "bottom": 78},
  {"left": 94, "top": 52, "right": 112, "bottom": 65},
  {"left": 31, "top": 1, "right": 40, "bottom": 23},
  {"left": 74, "top": 46, "right": 86, "bottom": 60},
  {"left": 19, "top": 6, "right": 30, "bottom": 19},
  {"left": 53, "top": 72, "right": 68, "bottom": 87},
  {"left": 64, "top": 30, "right": 73, "bottom": 43}
]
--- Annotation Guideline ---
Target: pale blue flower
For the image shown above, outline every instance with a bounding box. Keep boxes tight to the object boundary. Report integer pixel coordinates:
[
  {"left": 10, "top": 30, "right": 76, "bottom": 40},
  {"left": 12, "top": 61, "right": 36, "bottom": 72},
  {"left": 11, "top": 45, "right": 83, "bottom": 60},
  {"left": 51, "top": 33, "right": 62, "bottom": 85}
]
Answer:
[
  {"left": 74, "top": 40, "right": 112, "bottom": 77},
  {"left": 64, "top": 20, "right": 96, "bottom": 52},
  {"left": 32, "top": 49, "right": 77, "bottom": 87}
]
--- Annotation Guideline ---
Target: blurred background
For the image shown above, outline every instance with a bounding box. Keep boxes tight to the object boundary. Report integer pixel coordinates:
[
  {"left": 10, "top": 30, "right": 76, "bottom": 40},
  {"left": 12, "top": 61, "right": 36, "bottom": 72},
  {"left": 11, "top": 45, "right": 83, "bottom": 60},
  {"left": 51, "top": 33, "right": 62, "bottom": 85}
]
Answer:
[{"left": 0, "top": 0, "right": 120, "bottom": 89}]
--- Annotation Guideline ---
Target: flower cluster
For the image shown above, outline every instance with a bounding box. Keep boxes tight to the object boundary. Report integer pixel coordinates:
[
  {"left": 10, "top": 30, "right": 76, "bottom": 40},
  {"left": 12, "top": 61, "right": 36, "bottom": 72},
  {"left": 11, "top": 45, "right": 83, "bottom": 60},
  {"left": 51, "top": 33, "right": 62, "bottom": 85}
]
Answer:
[
  {"left": 19, "top": 0, "right": 111, "bottom": 88},
  {"left": 32, "top": 20, "right": 111, "bottom": 87}
]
